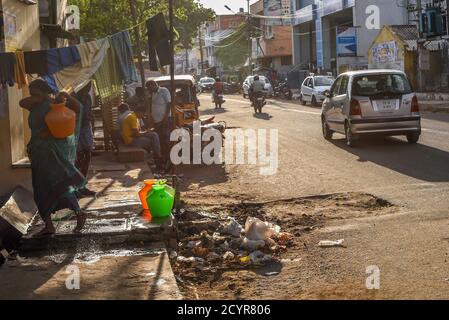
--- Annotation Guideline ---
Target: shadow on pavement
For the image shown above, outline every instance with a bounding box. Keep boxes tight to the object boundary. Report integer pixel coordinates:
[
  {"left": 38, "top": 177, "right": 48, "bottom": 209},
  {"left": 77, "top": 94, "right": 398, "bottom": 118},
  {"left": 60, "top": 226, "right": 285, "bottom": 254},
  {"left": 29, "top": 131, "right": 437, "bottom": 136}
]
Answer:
[
  {"left": 178, "top": 163, "right": 229, "bottom": 190},
  {"left": 253, "top": 113, "right": 273, "bottom": 121},
  {"left": 200, "top": 107, "right": 228, "bottom": 116},
  {"left": 331, "top": 136, "right": 449, "bottom": 182}
]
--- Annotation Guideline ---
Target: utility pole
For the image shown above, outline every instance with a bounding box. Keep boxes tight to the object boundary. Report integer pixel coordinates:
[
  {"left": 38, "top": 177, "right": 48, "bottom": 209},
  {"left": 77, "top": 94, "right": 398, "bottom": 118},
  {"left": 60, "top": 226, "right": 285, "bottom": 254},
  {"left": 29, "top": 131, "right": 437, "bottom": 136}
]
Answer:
[
  {"left": 198, "top": 26, "right": 205, "bottom": 76},
  {"left": 247, "top": 0, "right": 253, "bottom": 75},
  {"left": 128, "top": 0, "right": 147, "bottom": 90},
  {"left": 446, "top": 0, "right": 449, "bottom": 38},
  {"left": 168, "top": 0, "right": 176, "bottom": 124},
  {"left": 417, "top": 0, "right": 424, "bottom": 91}
]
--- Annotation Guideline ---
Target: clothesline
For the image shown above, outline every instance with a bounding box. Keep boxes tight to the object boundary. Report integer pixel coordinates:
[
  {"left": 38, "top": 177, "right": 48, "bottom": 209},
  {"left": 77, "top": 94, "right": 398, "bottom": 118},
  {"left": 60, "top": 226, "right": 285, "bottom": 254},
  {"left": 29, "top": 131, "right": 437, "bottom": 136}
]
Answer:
[{"left": 0, "top": 13, "right": 170, "bottom": 98}]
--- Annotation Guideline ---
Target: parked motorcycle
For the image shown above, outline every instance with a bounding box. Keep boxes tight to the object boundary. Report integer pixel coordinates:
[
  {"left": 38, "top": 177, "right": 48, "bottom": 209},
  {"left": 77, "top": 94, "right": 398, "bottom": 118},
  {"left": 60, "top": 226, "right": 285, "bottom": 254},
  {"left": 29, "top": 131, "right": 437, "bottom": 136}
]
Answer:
[{"left": 274, "top": 81, "right": 293, "bottom": 100}]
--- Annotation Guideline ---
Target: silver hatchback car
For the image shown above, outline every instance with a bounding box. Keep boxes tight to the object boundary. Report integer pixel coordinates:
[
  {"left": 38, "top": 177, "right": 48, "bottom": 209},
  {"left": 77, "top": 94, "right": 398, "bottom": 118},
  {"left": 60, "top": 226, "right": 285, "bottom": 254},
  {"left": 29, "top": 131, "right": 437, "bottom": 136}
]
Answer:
[{"left": 321, "top": 70, "right": 421, "bottom": 147}]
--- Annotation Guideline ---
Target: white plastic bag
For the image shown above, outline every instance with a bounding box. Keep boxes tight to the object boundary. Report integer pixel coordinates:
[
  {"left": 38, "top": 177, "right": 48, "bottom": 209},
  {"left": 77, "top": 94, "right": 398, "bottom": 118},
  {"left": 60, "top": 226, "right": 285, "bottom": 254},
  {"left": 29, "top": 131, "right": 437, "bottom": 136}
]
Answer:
[{"left": 245, "top": 217, "right": 280, "bottom": 241}]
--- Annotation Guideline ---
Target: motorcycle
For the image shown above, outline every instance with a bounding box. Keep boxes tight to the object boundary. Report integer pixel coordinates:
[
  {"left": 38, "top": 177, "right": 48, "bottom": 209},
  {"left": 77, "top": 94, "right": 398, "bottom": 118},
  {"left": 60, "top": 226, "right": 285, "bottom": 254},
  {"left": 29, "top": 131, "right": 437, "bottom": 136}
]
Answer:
[
  {"left": 252, "top": 92, "right": 266, "bottom": 114},
  {"left": 213, "top": 92, "right": 225, "bottom": 109},
  {"left": 274, "top": 81, "right": 292, "bottom": 100}
]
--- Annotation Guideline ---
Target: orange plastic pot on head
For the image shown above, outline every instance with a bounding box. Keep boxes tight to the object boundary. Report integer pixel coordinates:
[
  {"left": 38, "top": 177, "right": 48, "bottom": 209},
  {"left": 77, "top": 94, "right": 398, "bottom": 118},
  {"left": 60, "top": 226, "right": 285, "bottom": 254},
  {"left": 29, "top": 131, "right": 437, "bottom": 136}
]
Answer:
[
  {"left": 45, "top": 102, "right": 76, "bottom": 139},
  {"left": 139, "top": 179, "right": 157, "bottom": 210}
]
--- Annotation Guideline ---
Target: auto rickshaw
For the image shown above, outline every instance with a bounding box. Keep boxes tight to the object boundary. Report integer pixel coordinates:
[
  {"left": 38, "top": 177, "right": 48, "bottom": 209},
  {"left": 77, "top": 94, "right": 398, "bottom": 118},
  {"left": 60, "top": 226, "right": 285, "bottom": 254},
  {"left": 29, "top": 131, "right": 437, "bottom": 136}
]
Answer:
[{"left": 150, "top": 75, "right": 226, "bottom": 147}]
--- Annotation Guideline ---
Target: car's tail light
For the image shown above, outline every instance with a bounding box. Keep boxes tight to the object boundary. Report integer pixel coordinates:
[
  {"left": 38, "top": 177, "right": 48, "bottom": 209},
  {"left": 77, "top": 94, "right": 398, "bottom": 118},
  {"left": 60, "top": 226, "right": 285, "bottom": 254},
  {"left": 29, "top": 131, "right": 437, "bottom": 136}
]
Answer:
[
  {"left": 350, "top": 98, "right": 362, "bottom": 116},
  {"left": 411, "top": 95, "right": 420, "bottom": 113}
]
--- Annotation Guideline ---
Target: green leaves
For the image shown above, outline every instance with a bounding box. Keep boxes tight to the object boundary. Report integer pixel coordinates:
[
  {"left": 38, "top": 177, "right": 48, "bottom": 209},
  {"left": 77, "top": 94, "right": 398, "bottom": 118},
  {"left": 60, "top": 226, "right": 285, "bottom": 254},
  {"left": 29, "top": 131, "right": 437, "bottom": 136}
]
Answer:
[
  {"left": 214, "top": 22, "right": 250, "bottom": 69},
  {"left": 69, "top": 0, "right": 214, "bottom": 53}
]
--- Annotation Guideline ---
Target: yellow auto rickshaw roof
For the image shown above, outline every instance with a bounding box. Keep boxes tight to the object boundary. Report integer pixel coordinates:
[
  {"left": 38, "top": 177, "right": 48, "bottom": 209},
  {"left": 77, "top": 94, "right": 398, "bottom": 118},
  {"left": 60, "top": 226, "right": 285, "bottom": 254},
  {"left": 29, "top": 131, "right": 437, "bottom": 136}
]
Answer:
[{"left": 148, "top": 75, "right": 196, "bottom": 86}]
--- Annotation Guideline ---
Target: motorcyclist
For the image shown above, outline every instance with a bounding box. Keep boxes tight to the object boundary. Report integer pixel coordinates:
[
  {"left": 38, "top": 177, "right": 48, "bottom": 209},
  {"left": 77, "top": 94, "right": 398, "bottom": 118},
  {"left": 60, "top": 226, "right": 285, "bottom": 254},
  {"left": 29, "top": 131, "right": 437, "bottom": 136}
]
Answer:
[
  {"left": 213, "top": 77, "right": 224, "bottom": 109},
  {"left": 249, "top": 75, "right": 265, "bottom": 106}
]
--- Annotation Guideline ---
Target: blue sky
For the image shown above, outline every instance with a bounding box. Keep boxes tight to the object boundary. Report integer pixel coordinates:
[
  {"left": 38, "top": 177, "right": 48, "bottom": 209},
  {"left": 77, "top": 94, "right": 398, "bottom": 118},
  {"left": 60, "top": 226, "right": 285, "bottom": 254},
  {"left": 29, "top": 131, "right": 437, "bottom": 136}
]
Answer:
[{"left": 198, "top": 0, "right": 259, "bottom": 15}]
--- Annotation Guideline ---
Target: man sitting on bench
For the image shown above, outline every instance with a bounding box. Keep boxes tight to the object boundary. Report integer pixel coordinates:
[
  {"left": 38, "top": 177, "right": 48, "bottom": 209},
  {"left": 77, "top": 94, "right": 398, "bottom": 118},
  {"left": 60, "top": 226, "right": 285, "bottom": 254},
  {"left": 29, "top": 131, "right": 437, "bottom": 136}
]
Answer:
[{"left": 118, "top": 103, "right": 163, "bottom": 170}]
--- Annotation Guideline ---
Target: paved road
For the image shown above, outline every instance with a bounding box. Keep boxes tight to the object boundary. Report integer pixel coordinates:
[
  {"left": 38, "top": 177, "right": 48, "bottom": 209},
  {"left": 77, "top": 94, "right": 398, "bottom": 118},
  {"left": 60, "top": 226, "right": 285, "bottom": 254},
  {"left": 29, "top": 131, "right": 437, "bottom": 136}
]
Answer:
[{"left": 197, "top": 94, "right": 449, "bottom": 298}]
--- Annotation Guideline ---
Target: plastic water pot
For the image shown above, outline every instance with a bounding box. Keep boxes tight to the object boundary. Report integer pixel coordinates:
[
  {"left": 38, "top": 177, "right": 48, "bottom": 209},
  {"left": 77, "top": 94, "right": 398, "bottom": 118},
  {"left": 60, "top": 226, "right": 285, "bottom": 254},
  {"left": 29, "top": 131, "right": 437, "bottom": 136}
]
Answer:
[
  {"left": 45, "top": 102, "right": 76, "bottom": 139},
  {"left": 138, "top": 179, "right": 157, "bottom": 210},
  {"left": 146, "top": 184, "right": 175, "bottom": 218}
]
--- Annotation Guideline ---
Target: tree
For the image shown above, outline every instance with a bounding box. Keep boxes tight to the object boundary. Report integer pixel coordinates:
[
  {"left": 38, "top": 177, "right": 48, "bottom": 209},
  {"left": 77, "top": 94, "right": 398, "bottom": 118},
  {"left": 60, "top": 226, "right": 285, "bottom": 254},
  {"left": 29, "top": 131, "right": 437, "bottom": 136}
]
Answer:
[
  {"left": 174, "top": 3, "right": 215, "bottom": 71},
  {"left": 69, "top": 0, "right": 215, "bottom": 56},
  {"left": 213, "top": 23, "right": 249, "bottom": 70}
]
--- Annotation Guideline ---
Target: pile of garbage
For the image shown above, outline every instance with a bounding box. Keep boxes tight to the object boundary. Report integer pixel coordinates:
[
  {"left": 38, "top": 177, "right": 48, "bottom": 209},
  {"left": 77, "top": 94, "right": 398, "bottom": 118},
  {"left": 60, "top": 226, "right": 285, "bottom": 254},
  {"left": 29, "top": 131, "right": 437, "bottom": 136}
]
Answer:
[{"left": 172, "top": 215, "right": 294, "bottom": 277}]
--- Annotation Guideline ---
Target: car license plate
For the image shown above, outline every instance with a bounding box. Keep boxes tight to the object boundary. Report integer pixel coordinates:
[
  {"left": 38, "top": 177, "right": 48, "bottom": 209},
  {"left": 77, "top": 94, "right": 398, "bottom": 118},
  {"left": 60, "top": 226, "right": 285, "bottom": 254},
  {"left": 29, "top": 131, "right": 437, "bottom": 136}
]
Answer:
[{"left": 377, "top": 99, "right": 397, "bottom": 112}]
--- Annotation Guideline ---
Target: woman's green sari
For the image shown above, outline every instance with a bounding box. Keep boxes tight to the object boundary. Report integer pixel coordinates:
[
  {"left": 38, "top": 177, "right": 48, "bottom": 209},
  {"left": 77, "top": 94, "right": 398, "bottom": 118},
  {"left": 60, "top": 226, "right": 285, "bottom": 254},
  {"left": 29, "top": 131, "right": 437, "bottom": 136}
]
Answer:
[{"left": 27, "top": 100, "right": 86, "bottom": 219}]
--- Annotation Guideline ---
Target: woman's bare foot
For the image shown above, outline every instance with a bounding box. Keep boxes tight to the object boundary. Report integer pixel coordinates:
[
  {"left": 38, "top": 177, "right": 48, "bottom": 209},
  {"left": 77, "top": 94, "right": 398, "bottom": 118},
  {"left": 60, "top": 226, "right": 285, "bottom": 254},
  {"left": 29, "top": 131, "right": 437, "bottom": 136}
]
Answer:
[
  {"left": 34, "top": 226, "right": 55, "bottom": 238},
  {"left": 73, "top": 211, "right": 87, "bottom": 234}
]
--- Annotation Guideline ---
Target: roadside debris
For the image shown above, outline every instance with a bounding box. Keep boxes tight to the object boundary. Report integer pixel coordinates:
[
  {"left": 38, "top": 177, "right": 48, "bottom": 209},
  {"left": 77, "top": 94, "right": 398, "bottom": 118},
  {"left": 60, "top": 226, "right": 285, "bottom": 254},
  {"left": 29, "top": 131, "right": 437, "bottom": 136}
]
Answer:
[
  {"left": 318, "top": 239, "right": 345, "bottom": 248},
  {"left": 221, "top": 217, "right": 243, "bottom": 237},
  {"left": 172, "top": 212, "right": 296, "bottom": 282},
  {"left": 245, "top": 217, "right": 280, "bottom": 241}
]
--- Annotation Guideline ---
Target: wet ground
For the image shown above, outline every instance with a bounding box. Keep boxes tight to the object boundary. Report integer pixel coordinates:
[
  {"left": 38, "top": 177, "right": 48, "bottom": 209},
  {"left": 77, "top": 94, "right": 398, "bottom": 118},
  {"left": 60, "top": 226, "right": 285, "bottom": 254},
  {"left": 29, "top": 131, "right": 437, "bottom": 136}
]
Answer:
[{"left": 0, "top": 154, "right": 180, "bottom": 300}]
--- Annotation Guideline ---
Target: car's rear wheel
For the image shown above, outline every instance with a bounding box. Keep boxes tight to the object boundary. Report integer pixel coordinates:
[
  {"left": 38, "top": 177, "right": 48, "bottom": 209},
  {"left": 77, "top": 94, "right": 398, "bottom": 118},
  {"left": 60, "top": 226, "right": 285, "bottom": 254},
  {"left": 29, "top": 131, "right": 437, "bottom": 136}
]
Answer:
[
  {"left": 322, "top": 117, "right": 333, "bottom": 140},
  {"left": 300, "top": 94, "right": 306, "bottom": 105},
  {"left": 407, "top": 132, "right": 420, "bottom": 144},
  {"left": 345, "top": 122, "right": 358, "bottom": 147}
]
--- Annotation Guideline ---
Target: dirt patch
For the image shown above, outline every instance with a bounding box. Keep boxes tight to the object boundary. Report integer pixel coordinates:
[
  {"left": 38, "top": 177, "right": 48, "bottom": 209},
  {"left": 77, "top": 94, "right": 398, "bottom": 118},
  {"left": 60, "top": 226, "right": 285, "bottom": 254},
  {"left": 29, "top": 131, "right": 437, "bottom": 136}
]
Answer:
[{"left": 172, "top": 192, "right": 397, "bottom": 300}]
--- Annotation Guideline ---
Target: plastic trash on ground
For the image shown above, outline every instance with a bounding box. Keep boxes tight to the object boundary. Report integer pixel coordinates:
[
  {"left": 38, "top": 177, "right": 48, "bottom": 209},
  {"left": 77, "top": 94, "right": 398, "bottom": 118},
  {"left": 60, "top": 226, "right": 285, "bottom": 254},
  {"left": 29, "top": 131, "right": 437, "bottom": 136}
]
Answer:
[
  {"left": 221, "top": 217, "right": 243, "bottom": 237},
  {"left": 318, "top": 239, "right": 345, "bottom": 248},
  {"left": 249, "top": 251, "right": 272, "bottom": 264},
  {"left": 245, "top": 217, "right": 281, "bottom": 241},
  {"left": 241, "top": 237, "right": 265, "bottom": 251},
  {"left": 223, "top": 251, "right": 235, "bottom": 260}
]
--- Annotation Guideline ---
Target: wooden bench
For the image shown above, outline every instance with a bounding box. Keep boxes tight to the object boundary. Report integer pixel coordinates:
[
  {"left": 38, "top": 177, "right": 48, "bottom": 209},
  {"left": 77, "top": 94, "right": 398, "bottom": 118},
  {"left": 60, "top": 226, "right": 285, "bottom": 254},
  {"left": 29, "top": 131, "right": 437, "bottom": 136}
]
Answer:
[{"left": 116, "top": 145, "right": 147, "bottom": 163}]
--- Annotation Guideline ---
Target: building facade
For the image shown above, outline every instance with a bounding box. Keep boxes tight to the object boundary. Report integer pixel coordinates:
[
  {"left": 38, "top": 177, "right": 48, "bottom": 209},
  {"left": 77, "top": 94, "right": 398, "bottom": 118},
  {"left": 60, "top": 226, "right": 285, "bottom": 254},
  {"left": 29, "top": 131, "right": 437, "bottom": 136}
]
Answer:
[
  {"left": 251, "top": 0, "right": 293, "bottom": 78},
  {"left": 291, "top": 0, "right": 410, "bottom": 75},
  {"left": 0, "top": 0, "right": 69, "bottom": 197},
  {"left": 204, "top": 14, "right": 246, "bottom": 75}
]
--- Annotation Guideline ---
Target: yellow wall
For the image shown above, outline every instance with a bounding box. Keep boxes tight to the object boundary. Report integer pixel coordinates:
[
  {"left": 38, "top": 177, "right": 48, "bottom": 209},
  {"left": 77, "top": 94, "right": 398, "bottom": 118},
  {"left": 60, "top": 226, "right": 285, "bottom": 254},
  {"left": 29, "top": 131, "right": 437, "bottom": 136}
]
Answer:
[{"left": 0, "top": 0, "right": 40, "bottom": 196}]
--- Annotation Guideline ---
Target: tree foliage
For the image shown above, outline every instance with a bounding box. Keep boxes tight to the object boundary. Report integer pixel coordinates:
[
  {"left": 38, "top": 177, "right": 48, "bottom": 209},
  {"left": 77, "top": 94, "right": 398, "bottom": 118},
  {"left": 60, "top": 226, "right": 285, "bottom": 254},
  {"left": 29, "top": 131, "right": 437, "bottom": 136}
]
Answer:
[
  {"left": 213, "top": 22, "right": 250, "bottom": 69},
  {"left": 69, "top": 0, "right": 214, "bottom": 52}
]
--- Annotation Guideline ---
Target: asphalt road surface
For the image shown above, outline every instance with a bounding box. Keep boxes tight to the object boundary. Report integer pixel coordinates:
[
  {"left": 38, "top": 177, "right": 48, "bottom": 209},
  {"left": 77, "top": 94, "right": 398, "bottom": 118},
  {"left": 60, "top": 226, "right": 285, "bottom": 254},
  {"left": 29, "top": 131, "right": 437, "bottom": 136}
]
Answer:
[{"left": 192, "top": 93, "right": 449, "bottom": 299}]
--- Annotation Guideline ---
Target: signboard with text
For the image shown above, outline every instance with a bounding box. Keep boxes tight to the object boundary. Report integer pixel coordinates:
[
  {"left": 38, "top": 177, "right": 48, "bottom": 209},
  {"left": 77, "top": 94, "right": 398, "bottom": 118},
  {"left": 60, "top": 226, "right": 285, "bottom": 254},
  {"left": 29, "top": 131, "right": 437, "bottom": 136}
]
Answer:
[
  {"left": 337, "top": 26, "right": 357, "bottom": 57},
  {"left": 264, "top": 0, "right": 291, "bottom": 26}
]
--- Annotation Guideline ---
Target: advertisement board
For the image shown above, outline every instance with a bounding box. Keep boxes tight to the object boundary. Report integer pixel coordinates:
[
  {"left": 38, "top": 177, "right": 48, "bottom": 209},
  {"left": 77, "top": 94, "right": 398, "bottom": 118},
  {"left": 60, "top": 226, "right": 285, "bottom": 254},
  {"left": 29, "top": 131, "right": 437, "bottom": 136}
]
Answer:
[
  {"left": 264, "top": 0, "right": 291, "bottom": 26},
  {"left": 337, "top": 26, "right": 357, "bottom": 57}
]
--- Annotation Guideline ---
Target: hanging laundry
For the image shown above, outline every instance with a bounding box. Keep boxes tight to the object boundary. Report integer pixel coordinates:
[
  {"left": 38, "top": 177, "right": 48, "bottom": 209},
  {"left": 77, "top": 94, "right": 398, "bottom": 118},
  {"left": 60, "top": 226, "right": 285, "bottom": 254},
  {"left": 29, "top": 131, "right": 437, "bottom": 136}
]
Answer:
[
  {"left": 148, "top": 45, "right": 159, "bottom": 71},
  {"left": 77, "top": 41, "right": 101, "bottom": 68},
  {"left": 147, "top": 13, "right": 171, "bottom": 70},
  {"left": 110, "top": 30, "right": 138, "bottom": 84},
  {"left": 41, "top": 75, "right": 59, "bottom": 93},
  {"left": 60, "top": 46, "right": 81, "bottom": 67},
  {"left": 24, "top": 50, "right": 48, "bottom": 75},
  {"left": 14, "top": 51, "right": 28, "bottom": 90},
  {"left": 94, "top": 39, "right": 124, "bottom": 99},
  {"left": 53, "top": 38, "right": 110, "bottom": 93},
  {"left": 0, "top": 52, "right": 17, "bottom": 88},
  {"left": 47, "top": 46, "right": 81, "bottom": 74},
  {"left": 156, "top": 38, "right": 171, "bottom": 67}
]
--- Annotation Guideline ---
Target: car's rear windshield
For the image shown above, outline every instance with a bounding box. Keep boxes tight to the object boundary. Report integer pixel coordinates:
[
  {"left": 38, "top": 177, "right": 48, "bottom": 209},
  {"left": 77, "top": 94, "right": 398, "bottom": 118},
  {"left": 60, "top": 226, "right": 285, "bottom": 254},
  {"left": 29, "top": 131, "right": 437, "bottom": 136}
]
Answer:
[
  {"left": 314, "top": 77, "right": 334, "bottom": 86},
  {"left": 200, "top": 78, "right": 215, "bottom": 83},
  {"left": 249, "top": 77, "right": 269, "bottom": 84},
  {"left": 352, "top": 73, "right": 413, "bottom": 96}
]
